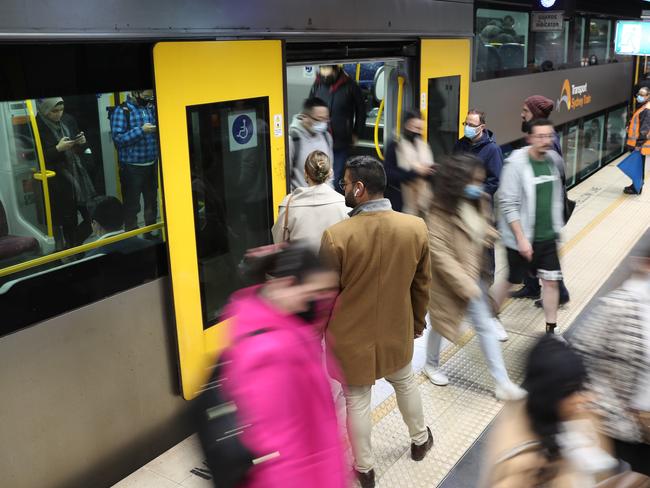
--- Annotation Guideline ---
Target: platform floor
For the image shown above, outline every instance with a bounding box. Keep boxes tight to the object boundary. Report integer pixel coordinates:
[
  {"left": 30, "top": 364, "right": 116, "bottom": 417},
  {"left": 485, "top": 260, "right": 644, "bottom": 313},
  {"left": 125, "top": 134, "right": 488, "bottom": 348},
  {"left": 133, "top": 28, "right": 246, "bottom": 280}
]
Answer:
[{"left": 114, "top": 156, "right": 650, "bottom": 488}]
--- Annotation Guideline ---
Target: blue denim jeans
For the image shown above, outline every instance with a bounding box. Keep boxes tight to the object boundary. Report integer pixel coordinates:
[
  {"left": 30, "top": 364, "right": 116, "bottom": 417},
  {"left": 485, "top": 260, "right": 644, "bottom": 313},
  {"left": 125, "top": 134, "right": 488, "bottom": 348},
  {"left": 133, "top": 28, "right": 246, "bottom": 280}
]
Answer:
[{"left": 333, "top": 149, "right": 348, "bottom": 194}]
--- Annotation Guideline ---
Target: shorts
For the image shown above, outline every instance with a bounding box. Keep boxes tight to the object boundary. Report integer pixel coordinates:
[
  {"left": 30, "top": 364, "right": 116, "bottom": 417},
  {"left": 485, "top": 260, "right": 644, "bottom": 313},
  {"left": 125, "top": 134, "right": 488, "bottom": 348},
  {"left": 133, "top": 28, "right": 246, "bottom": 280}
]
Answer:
[{"left": 506, "top": 239, "right": 563, "bottom": 283}]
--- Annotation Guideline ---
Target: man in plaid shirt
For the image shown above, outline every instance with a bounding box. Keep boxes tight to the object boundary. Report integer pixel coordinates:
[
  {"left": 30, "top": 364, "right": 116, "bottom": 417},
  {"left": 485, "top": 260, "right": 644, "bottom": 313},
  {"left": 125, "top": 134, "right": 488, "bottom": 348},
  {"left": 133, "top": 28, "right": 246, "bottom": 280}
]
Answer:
[{"left": 110, "top": 89, "right": 159, "bottom": 231}]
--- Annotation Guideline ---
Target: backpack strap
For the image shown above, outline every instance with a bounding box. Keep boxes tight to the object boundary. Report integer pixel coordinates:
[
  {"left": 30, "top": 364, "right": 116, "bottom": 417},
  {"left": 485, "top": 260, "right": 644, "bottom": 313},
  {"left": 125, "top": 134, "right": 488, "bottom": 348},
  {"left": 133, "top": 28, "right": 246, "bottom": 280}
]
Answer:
[
  {"left": 282, "top": 193, "right": 295, "bottom": 242},
  {"left": 291, "top": 134, "right": 301, "bottom": 172}
]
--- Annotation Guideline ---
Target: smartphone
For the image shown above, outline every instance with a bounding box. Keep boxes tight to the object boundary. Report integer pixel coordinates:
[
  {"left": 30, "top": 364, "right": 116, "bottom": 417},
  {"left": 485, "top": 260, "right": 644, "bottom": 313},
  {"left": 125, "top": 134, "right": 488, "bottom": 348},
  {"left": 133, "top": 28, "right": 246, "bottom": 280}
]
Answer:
[{"left": 72, "top": 132, "right": 84, "bottom": 141}]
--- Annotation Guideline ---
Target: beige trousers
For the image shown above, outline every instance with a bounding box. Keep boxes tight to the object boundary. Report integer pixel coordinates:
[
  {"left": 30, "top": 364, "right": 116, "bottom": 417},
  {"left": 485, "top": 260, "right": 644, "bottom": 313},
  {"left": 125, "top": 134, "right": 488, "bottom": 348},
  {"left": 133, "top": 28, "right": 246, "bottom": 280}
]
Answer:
[{"left": 345, "top": 362, "right": 428, "bottom": 472}]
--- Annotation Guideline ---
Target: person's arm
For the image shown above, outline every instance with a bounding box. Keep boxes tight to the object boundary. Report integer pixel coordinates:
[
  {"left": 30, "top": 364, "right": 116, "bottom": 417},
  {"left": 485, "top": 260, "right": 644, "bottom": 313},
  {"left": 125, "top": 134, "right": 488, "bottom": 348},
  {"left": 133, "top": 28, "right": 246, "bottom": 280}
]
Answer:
[
  {"left": 319, "top": 229, "right": 342, "bottom": 280},
  {"left": 498, "top": 163, "right": 532, "bottom": 260},
  {"left": 110, "top": 106, "right": 144, "bottom": 148},
  {"left": 411, "top": 222, "right": 432, "bottom": 337},
  {"left": 271, "top": 207, "right": 287, "bottom": 244},
  {"left": 483, "top": 145, "right": 504, "bottom": 196},
  {"left": 351, "top": 81, "right": 366, "bottom": 140},
  {"left": 637, "top": 109, "right": 650, "bottom": 147}
]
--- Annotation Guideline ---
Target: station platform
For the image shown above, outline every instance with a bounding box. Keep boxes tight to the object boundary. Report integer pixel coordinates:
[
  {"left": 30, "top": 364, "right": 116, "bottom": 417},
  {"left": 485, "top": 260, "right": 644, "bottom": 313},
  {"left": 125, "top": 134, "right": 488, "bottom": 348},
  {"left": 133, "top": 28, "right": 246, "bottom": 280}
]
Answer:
[{"left": 114, "top": 155, "right": 650, "bottom": 488}]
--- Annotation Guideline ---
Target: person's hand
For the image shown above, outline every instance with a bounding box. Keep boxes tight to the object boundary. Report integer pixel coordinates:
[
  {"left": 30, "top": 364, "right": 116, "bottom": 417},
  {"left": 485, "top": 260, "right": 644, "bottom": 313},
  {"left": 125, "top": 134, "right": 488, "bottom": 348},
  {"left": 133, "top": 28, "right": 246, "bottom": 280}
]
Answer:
[
  {"left": 75, "top": 133, "right": 86, "bottom": 145},
  {"left": 56, "top": 137, "right": 76, "bottom": 152},
  {"left": 416, "top": 166, "right": 435, "bottom": 177},
  {"left": 414, "top": 331, "right": 423, "bottom": 339},
  {"left": 517, "top": 237, "right": 533, "bottom": 262},
  {"left": 635, "top": 147, "right": 641, "bottom": 152},
  {"left": 142, "top": 123, "right": 157, "bottom": 134}
]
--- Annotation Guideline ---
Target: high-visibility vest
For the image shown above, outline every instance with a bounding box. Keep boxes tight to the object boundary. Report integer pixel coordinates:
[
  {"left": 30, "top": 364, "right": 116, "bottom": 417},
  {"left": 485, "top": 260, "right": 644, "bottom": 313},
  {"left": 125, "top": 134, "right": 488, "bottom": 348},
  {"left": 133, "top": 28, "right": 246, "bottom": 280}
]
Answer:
[{"left": 626, "top": 106, "right": 650, "bottom": 155}]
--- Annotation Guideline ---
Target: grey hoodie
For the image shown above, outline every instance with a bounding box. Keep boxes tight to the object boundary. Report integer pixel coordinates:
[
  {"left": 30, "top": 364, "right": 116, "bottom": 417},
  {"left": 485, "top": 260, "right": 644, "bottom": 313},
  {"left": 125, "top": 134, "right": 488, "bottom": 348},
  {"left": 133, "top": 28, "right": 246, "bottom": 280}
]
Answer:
[
  {"left": 498, "top": 147, "right": 565, "bottom": 250},
  {"left": 288, "top": 114, "right": 334, "bottom": 190}
]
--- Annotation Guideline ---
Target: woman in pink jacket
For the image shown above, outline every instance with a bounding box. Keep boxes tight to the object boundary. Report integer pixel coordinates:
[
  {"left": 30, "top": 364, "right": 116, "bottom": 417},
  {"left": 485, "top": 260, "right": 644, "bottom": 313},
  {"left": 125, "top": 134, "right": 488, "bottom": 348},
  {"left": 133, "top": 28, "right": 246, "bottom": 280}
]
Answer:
[{"left": 219, "top": 242, "right": 349, "bottom": 488}]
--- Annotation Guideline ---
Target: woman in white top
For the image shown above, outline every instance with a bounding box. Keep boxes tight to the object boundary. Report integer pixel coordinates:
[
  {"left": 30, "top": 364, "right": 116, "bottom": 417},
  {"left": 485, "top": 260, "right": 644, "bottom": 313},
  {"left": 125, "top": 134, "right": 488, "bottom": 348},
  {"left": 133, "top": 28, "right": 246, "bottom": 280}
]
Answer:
[{"left": 272, "top": 150, "right": 349, "bottom": 252}]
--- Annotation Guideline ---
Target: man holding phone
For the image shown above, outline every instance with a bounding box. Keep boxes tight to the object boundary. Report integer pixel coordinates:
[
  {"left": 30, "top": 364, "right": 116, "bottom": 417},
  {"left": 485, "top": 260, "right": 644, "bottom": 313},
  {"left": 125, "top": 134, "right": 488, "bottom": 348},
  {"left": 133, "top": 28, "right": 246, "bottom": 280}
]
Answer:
[{"left": 110, "top": 89, "right": 159, "bottom": 231}]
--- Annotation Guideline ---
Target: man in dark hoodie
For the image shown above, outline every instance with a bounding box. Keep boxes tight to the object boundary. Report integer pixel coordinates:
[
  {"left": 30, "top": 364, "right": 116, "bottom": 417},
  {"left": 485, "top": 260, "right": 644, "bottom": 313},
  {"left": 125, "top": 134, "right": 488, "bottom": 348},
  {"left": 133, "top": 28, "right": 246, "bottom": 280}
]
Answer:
[
  {"left": 309, "top": 65, "right": 366, "bottom": 192},
  {"left": 512, "top": 95, "right": 571, "bottom": 306},
  {"left": 454, "top": 109, "right": 503, "bottom": 200}
]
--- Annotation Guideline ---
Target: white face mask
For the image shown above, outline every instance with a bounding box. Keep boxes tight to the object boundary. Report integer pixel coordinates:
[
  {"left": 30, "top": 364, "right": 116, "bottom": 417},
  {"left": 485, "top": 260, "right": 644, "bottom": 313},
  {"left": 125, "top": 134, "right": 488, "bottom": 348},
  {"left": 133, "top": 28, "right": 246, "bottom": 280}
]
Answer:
[{"left": 312, "top": 122, "right": 328, "bottom": 133}]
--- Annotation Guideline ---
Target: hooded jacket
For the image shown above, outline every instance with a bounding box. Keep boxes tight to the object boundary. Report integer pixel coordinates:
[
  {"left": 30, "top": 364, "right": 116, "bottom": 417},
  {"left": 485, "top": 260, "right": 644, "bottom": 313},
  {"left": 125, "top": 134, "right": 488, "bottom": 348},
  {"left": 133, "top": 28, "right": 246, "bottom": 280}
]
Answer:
[
  {"left": 498, "top": 147, "right": 565, "bottom": 250},
  {"left": 454, "top": 130, "right": 504, "bottom": 196},
  {"left": 272, "top": 184, "right": 349, "bottom": 252},
  {"left": 288, "top": 114, "right": 334, "bottom": 190},
  {"left": 309, "top": 72, "right": 365, "bottom": 150}
]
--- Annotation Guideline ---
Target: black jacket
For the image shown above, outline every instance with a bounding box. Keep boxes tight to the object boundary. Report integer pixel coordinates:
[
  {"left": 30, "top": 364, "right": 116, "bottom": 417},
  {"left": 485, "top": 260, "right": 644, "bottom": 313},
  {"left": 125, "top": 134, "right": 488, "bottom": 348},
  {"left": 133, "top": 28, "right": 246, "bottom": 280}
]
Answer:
[
  {"left": 382, "top": 139, "right": 420, "bottom": 212},
  {"left": 309, "top": 72, "right": 366, "bottom": 150},
  {"left": 453, "top": 130, "right": 503, "bottom": 196}
]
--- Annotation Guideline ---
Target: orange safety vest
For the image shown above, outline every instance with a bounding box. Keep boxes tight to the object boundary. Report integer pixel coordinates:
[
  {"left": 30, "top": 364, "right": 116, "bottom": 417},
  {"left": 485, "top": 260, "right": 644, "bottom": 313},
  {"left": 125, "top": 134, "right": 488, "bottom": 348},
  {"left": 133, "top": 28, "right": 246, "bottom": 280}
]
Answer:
[{"left": 626, "top": 106, "right": 650, "bottom": 155}]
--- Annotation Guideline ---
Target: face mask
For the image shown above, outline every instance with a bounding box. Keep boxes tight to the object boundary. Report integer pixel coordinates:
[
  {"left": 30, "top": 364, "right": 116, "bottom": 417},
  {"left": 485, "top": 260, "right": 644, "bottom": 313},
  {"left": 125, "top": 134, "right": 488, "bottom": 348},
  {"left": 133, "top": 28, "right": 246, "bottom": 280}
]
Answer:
[
  {"left": 296, "top": 300, "right": 318, "bottom": 323},
  {"left": 521, "top": 120, "right": 531, "bottom": 133},
  {"left": 403, "top": 130, "right": 419, "bottom": 143},
  {"left": 464, "top": 126, "right": 479, "bottom": 139},
  {"left": 463, "top": 184, "right": 483, "bottom": 200},
  {"left": 312, "top": 121, "right": 328, "bottom": 133},
  {"left": 638, "top": 95, "right": 647, "bottom": 104}
]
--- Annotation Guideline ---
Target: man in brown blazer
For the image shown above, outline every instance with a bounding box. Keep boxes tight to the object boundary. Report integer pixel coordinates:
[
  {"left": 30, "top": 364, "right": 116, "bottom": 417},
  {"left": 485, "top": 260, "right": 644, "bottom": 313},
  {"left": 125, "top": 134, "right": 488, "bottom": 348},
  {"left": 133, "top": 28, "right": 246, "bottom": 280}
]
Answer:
[{"left": 320, "top": 156, "right": 433, "bottom": 488}]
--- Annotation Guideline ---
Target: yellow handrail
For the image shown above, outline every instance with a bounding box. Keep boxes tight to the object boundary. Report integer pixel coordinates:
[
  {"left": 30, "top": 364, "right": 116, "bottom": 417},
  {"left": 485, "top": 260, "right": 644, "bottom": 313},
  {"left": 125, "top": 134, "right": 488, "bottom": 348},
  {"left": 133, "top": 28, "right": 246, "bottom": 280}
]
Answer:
[
  {"left": 396, "top": 75, "right": 405, "bottom": 138},
  {"left": 25, "top": 99, "right": 54, "bottom": 237},
  {"left": 356, "top": 63, "right": 361, "bottom": 82},
  {"left": 374, "top": 99, "right": 385, "bottom": 161},
  {"left": 0, "top": 222, "right": 164, "bottom": 278}
]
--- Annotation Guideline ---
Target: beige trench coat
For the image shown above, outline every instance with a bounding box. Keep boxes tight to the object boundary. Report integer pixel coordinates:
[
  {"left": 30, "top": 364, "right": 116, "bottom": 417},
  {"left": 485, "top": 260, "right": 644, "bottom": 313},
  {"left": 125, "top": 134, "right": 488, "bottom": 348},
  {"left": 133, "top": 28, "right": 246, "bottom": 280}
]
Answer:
[{"left": 320, "top": 209, "right": 431, "bottom": 386}]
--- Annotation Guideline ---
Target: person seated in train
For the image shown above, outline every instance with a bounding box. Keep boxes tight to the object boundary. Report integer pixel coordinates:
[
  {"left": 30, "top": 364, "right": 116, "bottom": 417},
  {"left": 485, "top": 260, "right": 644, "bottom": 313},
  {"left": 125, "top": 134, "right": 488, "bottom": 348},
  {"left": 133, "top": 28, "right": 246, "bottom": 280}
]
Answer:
[
  {"left": 272, "top": 150, "right": 348, "bottom": 252},
  {"left": 309, "top": 65, "right": 365, "bottom": 191},
  {"left": 382, "top": 110, "right": 435, "bottom": 217},
  {"left": 36, "top": 97, "right": 97, "bottom": 250},
  {"left": 288, "top": 97, "right": 333, "bottom": 190},
  {"left": 500, "top": 15, "right": 518, "bottom": 38},
  {"left": 109, "top": 89, "right": 159, "bottom": 231},
  {"left": 85, "top": 196, "right": 152, "bottom": 257},
  {"left": 476, "top": 26, "right": 503, "bottom": 75}
]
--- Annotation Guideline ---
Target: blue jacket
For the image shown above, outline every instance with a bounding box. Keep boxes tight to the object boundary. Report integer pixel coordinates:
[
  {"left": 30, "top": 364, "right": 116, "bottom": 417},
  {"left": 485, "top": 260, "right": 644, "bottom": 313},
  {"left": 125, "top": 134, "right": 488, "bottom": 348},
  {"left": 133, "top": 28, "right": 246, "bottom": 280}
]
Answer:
[
  {"left": 454, "top": 130, "right": 504, "bottom": 196},
  {"left": 110, "top": 97, "right": 159, "bottom": 165}
]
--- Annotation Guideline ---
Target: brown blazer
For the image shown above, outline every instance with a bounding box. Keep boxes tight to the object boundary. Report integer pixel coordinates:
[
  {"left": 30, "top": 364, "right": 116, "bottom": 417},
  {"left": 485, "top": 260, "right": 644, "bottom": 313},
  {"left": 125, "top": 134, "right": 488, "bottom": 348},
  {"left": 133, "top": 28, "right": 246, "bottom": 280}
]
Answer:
[
  {"left": 426, "top": 199, "right": 498, "bottom": 342},
  {"left": 320, "top": 208, "right": 431, "bottom": 386}
]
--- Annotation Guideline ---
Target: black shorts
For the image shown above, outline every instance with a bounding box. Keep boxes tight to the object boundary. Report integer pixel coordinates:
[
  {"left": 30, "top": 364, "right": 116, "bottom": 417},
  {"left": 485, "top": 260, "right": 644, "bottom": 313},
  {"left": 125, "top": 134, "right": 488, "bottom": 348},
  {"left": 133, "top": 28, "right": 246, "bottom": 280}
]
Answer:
[{"left": 506, "top": 239, "right": 563, "bottom": 284}]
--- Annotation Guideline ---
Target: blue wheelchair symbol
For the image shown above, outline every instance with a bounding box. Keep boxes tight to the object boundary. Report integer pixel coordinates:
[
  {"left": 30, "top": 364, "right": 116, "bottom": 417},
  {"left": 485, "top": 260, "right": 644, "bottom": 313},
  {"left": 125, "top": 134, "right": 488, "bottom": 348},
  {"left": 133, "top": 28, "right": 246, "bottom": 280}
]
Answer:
[{"left": 232, "top": 114, "right": 254, "bottom": 145}]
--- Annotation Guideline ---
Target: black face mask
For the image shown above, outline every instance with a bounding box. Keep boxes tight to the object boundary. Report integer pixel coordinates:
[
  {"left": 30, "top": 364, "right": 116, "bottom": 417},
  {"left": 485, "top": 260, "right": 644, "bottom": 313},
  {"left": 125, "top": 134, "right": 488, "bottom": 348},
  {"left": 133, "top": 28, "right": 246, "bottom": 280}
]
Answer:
[
  {"left": 521, "top": 120, "right": 531, "bottom": 134},
  {"left": 403, "top": 130, "right": 419, "bottom": 143},
  {"left": 296, "top": 299, "right": 318, "bottom": 323}
]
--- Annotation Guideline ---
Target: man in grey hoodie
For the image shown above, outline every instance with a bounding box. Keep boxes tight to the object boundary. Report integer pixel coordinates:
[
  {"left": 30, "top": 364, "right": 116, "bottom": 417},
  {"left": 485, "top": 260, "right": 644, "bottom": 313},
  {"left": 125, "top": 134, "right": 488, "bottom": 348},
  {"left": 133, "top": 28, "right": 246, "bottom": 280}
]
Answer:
[
  {"left": 289, "top": 97, "right": 334, "bottom": 190},
  {"left": 491, "top": 119, "right": 566, "bottom": 335}
]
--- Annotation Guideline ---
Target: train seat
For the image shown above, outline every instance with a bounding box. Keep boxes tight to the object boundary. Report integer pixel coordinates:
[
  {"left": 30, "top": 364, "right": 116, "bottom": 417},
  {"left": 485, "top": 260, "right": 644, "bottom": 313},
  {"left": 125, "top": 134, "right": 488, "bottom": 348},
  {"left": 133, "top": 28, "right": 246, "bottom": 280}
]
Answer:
[{"left": 0, "top": 199, "right": 39, "bottom": 261}]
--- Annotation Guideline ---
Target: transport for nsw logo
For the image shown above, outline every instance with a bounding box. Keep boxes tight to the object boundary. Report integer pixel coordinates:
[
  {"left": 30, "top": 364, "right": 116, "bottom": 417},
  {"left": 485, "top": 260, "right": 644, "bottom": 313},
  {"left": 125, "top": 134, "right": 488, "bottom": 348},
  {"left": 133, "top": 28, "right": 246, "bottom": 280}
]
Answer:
[{"left": 557, "top": 79, "right": 591, "bottom": 111}]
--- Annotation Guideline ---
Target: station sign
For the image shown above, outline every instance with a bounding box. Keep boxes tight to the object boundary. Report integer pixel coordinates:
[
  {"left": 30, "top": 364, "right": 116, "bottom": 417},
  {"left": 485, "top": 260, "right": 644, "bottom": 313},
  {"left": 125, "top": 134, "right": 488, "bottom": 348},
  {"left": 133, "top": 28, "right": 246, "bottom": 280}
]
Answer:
[{"left": 531, "top": 11, "right": 564, "bottom": 32}]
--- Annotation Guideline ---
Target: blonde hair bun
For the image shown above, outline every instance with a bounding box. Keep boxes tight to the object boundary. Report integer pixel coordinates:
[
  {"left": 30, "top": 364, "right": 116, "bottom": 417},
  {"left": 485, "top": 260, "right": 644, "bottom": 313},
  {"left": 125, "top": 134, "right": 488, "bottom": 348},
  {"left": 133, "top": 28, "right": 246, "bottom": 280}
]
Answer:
[{"left": 304, "top": 150, "right": 332, "bottom": 184}]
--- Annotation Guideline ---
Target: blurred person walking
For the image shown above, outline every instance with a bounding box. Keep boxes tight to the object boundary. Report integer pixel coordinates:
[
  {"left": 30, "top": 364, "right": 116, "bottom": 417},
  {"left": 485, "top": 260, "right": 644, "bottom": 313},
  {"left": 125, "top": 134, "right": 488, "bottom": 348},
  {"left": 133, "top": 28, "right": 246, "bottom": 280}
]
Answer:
[
  {"left": 272, "top": 151, "right": 348, "bottom": 252},
  {"left": 572, "top": 239, "right": 650, "bottom": 476},
  {"left": 320, "top": 156, "right": 433, "bottom": 488},
  {"left": 199, "top": 243, "right": 348, "bottom": 488},
  {"left": 423, "top": 154, "right": 525, "bottom": 401},
  {"left": 481, "top": 335, "right": 617, "bottom": 487}
]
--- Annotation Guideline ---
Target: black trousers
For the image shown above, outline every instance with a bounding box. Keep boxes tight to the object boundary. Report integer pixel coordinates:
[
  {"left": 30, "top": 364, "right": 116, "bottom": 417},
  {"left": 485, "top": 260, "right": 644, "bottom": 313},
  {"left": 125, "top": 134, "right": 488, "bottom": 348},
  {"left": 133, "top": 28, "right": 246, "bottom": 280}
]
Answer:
[
  {"left": 613, "top": 438, "right": 650, "bottom": 476},
  {"left": 119, "top": 163, "right": 159, "bottom": 231}
]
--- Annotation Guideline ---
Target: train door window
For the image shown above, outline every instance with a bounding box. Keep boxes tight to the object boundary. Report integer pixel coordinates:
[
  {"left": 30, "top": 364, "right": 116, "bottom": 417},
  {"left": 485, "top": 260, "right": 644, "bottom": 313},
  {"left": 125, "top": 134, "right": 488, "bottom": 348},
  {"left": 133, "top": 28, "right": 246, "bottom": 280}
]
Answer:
[
  {"left": 571, "top": 17, "right": 587, "bottom": 66},
  {"left": 565, "top": 121, "right": 580, "bottom": 187},
  {"left": 588, "top": 19, "right": 611, "bottom": 65},
  {"left": 533, "top": 21, "right": 570, "bottom": 71},
  {"left": 186, "top": 98, "right": 273, "bottom": 328},
  {"left": 603, "top": 106, "right": 627, "bottom": 163},
  {"left": 427, "top": 76, "right": 460, "bottom": 161},
  {"left": 579, "top": 114, "right": 605, "bottom": 179}
]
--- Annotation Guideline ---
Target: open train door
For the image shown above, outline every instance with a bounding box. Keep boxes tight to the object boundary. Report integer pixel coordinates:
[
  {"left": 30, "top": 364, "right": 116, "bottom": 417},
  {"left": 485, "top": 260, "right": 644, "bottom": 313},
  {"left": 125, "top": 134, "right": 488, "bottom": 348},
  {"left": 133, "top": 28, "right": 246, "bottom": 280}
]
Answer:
[
  {"left": 153, "top": 41, "right": 287, "bottom": 399},
  {"left": 419, "top": 39, "right": 471, "bottom": 161}
]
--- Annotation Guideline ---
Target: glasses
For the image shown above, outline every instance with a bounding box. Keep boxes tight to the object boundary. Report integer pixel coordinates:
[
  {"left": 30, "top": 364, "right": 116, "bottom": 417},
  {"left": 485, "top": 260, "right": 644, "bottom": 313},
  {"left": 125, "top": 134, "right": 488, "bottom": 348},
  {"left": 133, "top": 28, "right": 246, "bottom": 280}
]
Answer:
[
  {"left": 530, "top": 133, "right": 556, "bottom": 140},
  {"left": 338, "top": 179, "right": 356, "bottom": 191},
  {"left": 463, "top": 122, "right": 482, "bottom": 128}
]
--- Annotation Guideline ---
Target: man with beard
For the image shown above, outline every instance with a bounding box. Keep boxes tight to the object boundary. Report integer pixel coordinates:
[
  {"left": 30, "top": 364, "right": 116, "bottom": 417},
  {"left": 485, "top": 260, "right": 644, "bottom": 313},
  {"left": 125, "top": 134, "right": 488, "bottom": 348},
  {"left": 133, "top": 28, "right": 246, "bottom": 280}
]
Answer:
[
  {"left": 309, "top": 65, "right": 366, "bottom": 191},
  {"left": 512, "top": 95, "right": 571, "bottom": 308},
  {"left": 491, "top": 119, "right": 566, "bottom": 336},
  {"left": 319, "top": 156, "right": 433, "bottom": 488}
]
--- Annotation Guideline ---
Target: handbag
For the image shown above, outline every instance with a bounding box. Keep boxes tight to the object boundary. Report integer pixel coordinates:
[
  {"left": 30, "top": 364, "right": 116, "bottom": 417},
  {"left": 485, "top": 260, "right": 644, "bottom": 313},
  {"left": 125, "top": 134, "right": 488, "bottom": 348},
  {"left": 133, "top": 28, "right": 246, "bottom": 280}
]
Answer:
[
  {"left": 564, "top": 196, "right": 576, "bottom": 223},
  {"left": 282, "top": 193, "right": 295, "bottom": 242}
]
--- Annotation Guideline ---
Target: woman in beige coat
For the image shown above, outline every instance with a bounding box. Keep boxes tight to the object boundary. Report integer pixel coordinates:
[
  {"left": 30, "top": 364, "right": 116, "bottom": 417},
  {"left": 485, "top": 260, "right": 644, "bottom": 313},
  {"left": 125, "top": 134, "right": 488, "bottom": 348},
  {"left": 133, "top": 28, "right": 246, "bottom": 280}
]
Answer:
[
  {"left": 423, "top": 154, "right": 525, "bottom": 401},
  {"left": 272, "top": 151, "right": 349, "bottom": 252}
]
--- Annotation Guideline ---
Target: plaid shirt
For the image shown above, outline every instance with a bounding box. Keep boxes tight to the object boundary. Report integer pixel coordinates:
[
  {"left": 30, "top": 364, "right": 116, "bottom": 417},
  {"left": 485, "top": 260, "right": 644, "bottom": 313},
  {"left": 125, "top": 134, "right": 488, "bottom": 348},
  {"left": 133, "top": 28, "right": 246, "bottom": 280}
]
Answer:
[{"left": 110, "top": 97, "right": 159, "bottom": 165}]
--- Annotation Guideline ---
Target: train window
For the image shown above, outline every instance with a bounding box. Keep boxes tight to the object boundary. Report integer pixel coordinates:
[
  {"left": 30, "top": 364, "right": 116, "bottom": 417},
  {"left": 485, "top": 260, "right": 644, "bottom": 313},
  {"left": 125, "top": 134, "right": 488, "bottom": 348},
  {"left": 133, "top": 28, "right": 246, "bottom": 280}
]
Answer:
[
  {"left": 588, "top": 19, "right": 611, "bottom": 65},
  {"left": 533, "top": 21, "right": 570, "bottom": 71},
  {"left": 427, "top": 76, "right": 460, "bottom": 161},
  {"left": 565, "top": 121, "right": 580, "bottom": 187},
  {"left": 603, "top": 106, "right": 628, "bottom": 163},
  {"left": 0, "top": 90, "right": 167, "bottom": 334},
  {"left": 186, "top": 97, "right": 273, "bottom": 329},
  {"left": 579, "top": 114, "right": 605, "bottom": 179},
  {"left": 475, "top": 9, "right": 529, "bottom": 80}
]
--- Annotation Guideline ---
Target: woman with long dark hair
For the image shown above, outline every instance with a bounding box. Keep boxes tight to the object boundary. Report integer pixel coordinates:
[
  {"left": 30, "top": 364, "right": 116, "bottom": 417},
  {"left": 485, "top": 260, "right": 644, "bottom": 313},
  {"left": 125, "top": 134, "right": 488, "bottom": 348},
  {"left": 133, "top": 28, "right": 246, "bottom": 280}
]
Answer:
[{"left": 423, "top": 153, "right": 525, "bottom": 401}]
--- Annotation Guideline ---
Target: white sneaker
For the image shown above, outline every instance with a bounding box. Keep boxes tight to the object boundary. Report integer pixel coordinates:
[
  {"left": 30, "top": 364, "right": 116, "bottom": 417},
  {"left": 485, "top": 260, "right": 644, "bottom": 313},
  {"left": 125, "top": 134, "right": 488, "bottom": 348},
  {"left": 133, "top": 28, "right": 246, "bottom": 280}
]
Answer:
[
  {"left": 492, "top": 318, "right": 509, "bottom": 342},
  {"left": 423, "top": 365, "right": 449, "bottom": 386},
  {"left": 495, "top": 381, "right": 527, "bottom": 402}
]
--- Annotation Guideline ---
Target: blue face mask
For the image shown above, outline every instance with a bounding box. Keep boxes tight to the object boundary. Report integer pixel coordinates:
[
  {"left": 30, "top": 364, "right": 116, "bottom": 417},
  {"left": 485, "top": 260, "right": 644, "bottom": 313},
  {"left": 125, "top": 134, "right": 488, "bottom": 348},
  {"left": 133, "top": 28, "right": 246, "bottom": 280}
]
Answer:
[
  {"left": 638, "top": 95, "right": 647, "bottom": 104},
  {"left": 464, "top": 125, "right": 479, "bottom": 139},
  {"left": 463, "top": 184, "right": 483, "bottom": 200}
]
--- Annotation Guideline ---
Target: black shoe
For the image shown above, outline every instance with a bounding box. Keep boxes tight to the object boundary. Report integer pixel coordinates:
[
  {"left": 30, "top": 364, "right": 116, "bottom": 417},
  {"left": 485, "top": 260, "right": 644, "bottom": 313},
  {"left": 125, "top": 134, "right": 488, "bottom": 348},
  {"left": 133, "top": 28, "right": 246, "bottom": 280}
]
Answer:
[
  {"left": 510, "top": 286, "right": 541, "bottom": 300},
  {"left": 411, "top": 427, "right": 434, "bottom": 461},
  {"left": 356, "top": 469, "right": 375, "bottom": 488},
  {"left": 624, "top": 185, "right": 642, "bottom": 195},
  {"left": 535, "top": 296, "right": 570, "bottom": 308}
]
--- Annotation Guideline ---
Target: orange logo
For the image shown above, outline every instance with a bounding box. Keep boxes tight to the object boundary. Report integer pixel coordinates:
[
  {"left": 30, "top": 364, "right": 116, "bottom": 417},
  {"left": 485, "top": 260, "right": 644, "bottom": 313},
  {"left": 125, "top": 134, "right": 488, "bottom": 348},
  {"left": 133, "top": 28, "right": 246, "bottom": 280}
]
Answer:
[{"left": 557, "top": 79, "right": 572, "bottom": 111}]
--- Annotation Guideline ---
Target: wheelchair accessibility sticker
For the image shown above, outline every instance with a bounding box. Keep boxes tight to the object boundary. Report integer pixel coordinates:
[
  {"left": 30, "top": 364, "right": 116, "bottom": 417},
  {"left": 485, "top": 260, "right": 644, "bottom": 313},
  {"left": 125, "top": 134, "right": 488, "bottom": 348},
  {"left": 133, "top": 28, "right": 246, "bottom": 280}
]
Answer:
[{"left": 228, "top": 111, "right": 258, "bottom": 152}]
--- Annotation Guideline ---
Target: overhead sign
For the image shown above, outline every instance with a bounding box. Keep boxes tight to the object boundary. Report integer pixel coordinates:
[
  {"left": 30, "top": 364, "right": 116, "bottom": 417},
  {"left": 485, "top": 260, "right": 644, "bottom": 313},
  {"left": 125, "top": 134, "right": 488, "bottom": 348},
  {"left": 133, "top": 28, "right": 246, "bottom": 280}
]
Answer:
[
  {"left": 228, "top": 111, "right": 258, "bottom": 152},
  {"left": 615, "top": 21, "right": 650, "bottom": 56},
  {"left": 532, "top": 11, "right": 564, "bottom": 32},
  {"left": 556, "top": 79, "right": 591, "bottom": 112}
]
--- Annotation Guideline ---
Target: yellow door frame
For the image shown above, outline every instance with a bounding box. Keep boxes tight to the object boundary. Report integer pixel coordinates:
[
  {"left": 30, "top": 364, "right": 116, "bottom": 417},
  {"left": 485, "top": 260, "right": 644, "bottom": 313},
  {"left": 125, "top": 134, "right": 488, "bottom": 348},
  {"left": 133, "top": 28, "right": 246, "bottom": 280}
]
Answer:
[
  {"left": 419, "top": 39, "right": 471, "bottom": 143},
  {"left": 153, "top": 40, "right": 286, "bottom": 400}
]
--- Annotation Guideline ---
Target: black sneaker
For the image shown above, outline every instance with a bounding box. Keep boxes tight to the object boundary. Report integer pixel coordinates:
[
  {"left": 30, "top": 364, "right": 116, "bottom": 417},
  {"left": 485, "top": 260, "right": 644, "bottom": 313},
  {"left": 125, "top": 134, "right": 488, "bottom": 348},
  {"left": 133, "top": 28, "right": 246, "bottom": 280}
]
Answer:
[
  {"left": 355, "top": 469, "right": 375, "bottom": 488},
  {"left": 510, "top": 286, "right": 541, "bottom": 300},
  {"left": 624, "top": 185, "right": 642, "bottom": 195},
  {"left": 411, "top": 427, "right": 434, "bottom": 461}
]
